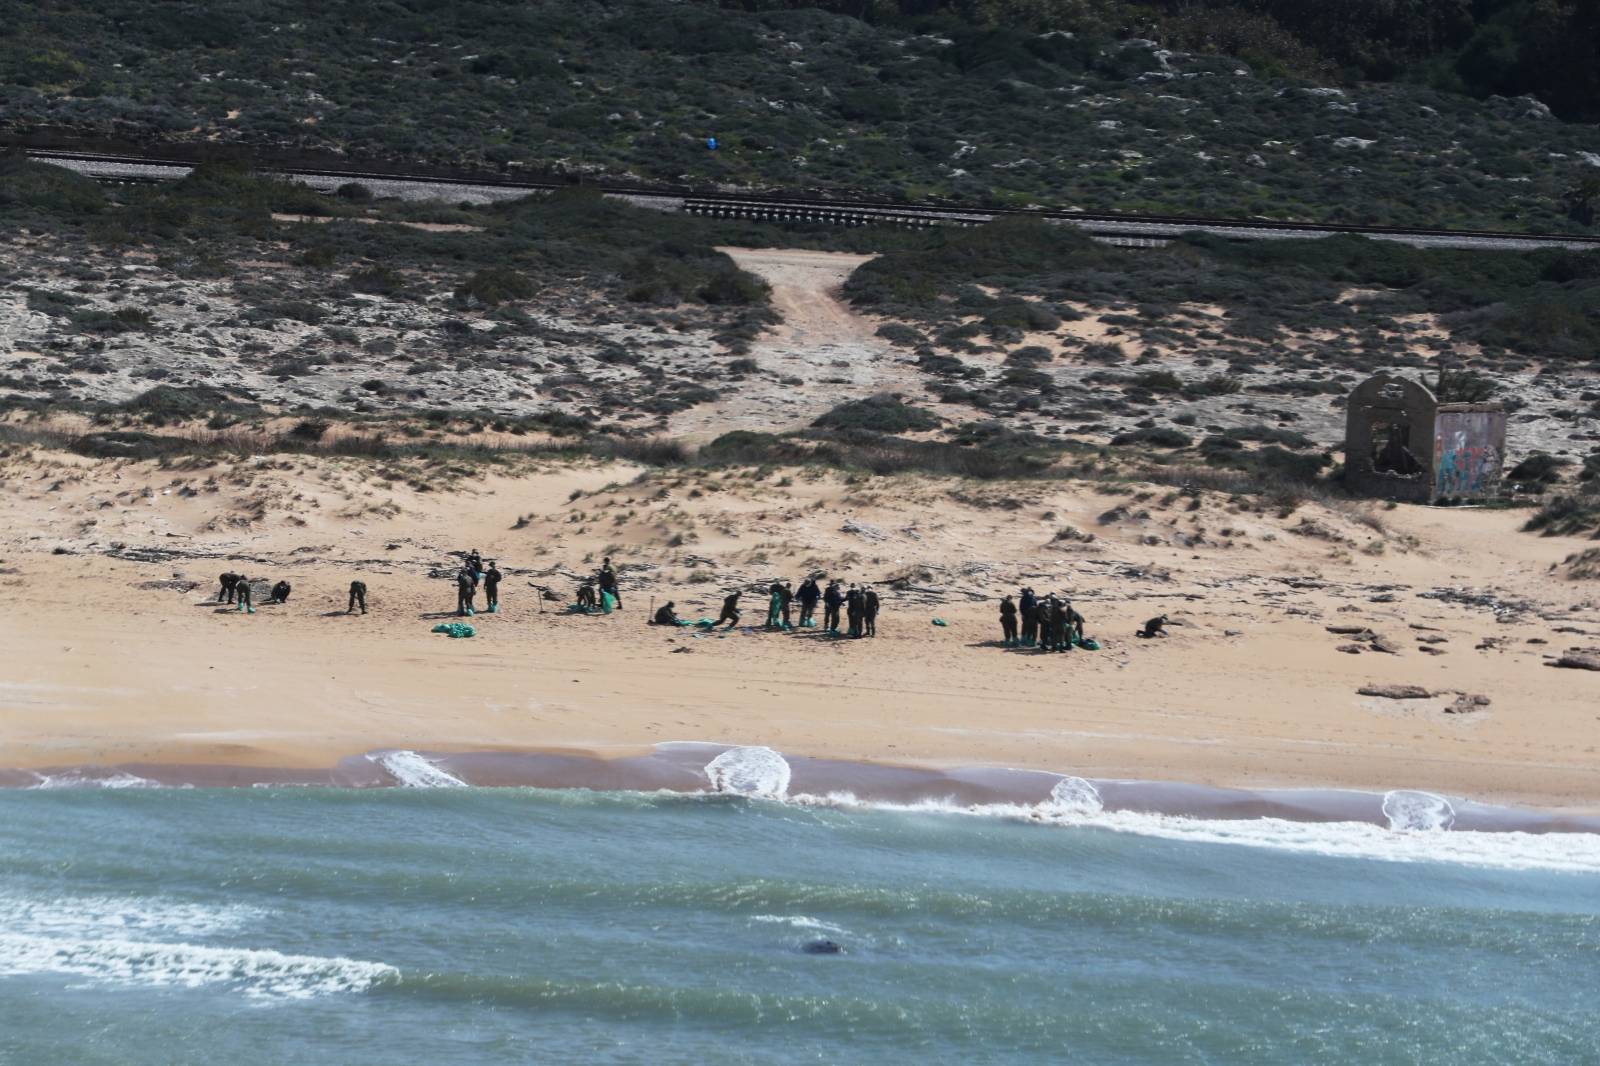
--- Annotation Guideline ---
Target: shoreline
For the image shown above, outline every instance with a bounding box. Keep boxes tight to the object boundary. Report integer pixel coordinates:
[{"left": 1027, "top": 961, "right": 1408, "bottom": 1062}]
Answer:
[{"left": 8, "top": 742, "right": 1600, "bottom": 835}]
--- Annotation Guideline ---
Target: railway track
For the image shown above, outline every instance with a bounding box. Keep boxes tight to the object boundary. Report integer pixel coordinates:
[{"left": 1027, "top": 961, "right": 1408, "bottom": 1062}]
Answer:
[{"left": 22, "top": 148, "right": 1600, "bottom": 252}]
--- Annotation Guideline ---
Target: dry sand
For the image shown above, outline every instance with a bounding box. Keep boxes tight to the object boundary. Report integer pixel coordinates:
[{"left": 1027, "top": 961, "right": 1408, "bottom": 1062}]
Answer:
[{"left": 2, "top": 446, "right": 1598, "bottom": 812}]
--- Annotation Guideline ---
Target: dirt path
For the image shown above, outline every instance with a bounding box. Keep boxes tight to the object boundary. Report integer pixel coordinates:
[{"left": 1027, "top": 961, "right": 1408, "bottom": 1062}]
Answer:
[{"left": 670, "top": 248, "right": 919, "bottom": 440}]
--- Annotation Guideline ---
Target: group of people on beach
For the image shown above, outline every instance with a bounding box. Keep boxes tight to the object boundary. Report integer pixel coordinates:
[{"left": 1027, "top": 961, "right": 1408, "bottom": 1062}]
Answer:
[
  {"left": 652, "top": 577, "right": 882, "bottom": 638},
  {"left": 998, "top": 588, "right": 1087, "bottom": 651},
  {"left": 215, "top": 571, "right": 368, "bottom": 614},
  {"left": 455, "top": 549, "right": 504, "bottom": 616}
]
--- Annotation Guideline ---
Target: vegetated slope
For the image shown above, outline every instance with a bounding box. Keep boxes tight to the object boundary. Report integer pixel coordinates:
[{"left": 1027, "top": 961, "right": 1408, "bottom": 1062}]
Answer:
[
  {"left": 0, "top": 157, "right": 785, "bottom": 427},
  {"left": 1, "top": 0, "right": 1597, "bottom": 231}
]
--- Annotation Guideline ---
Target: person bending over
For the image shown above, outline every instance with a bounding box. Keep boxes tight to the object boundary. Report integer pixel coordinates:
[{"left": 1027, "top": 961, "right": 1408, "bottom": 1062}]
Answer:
[
  {"left": 654, "top": 601, "right": 679, "bottom": 626},
  {"left": 348, "top": 580, "right": 368, "bottom": 615},
  {"left": 717, "top": 591, "right": 742, "bottom": 627},
  {"left": 218, "top": 572, "right": 240, "bottom": 604},
  {"left": 270, "top": 580, "right": 291, "bottom": 604},
  {"left": 1137, "top": 614, "right": 1169, "bottom": 639}
]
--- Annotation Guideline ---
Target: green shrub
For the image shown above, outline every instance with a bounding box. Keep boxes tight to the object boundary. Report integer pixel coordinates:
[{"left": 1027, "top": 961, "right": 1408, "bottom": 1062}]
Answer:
[{"left": 813, "top": 394, "right": 941, "bottom": 434}]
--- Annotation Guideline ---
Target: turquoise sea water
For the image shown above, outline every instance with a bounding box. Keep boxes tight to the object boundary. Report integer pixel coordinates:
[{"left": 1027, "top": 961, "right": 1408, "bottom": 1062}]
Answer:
[{"left": 2, "top": 786, "right": 1598, "bottom": 1064}]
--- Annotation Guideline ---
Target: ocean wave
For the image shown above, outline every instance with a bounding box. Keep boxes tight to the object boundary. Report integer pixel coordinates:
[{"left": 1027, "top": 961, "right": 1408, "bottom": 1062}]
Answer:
[
  {"left": 366, "top": 751, "right": 466, "bottom": 789},
  {"left": 704, "top": 746, "right": 791, "bottom": 800},
  {"left": 0, "top": 932, "right": 398, "bottom": 1000},
  {"left": 0, "top": 892, "right": 393, "bottom": 1000},
  {"left": 28, "top": 771, "right": 167, "bottom": 790},
  {"left": 0, "top": 893, "right": 262, "bottom": 939},
  {"left": 779, "top": 790, "right": 1600, "bottom": 874},
  {"left": 1383, "top": 790, "right": 1456, "bottom": 832},
  {"left": 750, "top": 914, "right": 850, "bottom": 935}
]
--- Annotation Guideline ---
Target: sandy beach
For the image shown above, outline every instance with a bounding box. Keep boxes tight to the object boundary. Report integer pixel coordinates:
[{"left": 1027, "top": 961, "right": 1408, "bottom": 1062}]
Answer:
[{"left": 2, "top": 444, "right": 1597, "bottom": 813}]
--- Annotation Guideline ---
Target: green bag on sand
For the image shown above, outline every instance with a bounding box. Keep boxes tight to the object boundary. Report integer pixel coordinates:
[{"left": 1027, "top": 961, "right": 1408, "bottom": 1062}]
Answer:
[
  {"left": 932, "top": 618, "right": 947, "bottom": 627},
  {"left": 1075, "top": 637, "right": 1101, "bottom": 651},
  {"left": 431, "top": 623, "right": 475, "bottom": 638},
  {"left": 601, "top": 591, "right": 617, "bottom": 614}
]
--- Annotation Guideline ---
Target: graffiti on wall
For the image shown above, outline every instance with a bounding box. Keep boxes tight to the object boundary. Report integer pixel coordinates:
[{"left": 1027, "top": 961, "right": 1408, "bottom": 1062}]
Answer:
[{"left": 1432, "top": 410, "right": 1502, "bottom": 498}]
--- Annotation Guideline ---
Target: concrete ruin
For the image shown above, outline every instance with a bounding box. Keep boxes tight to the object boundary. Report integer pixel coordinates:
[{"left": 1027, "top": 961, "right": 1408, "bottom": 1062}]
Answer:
[{"left": 1343, "top": 373, "right": 1506, "bottom": 503}]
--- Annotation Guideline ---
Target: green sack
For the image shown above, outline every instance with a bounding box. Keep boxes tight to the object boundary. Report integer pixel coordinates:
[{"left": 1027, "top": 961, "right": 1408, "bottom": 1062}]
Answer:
[
  {"left": 932, "top": 618, "right": 947, "bottom": 627},
  {"left": 600, "top": 590, "right": 617, "bottom": 614},
  {"left": 431, "top": 622, "right": 475, "bottom": 638},
  {"left": 1076, "top": 637, "right": 1100, "bottom": 651}
]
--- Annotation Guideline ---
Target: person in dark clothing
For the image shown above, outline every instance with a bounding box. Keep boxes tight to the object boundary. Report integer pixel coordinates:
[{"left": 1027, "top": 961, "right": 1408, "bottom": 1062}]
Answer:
[
  {"left": 1019, "top": 588, "right": 1038, "bottom": 647},
  {"left": 717, "top": 591, "right": 742, "bottom": 627},
  {"left": 822, "top": 581, "right": 844, "bottom": 633},
  {"left": 235, "top": 576, "right": 254, "bottom": 613},
  {"left": 598, "top": 557, "right": 621, "bottom": 609},
  {"left": 1063, "top": 599, "right": 1085, "bottom": 646},
  {"left": 1042, "top": 596, "right": 1065, "bottom": 652},
  {"left": 797, "top": 578, "right": 820, "bottom": 627},
  {"left": 999, "top": 595, "right": 1018, "bottom": 645},
  {"left": 576, "top": 582, "right": 597, "bottom": 611},
  {"left": 780, "top": 582, "right": 795, "bottom": 629},
  {"left": 218, "top": 572, "right": 240, "bottom": 604},
  {"left": 483, "top": 562, "right": 502, "bottom": 613},
  {"left": 766, "top": 581, "right": 785, "bottom": 628},
  {"left": 862, "top": 586, "right": 879, "bottom": 637},
  {"left": 456, "top": 568, "right": 476, "bottom": 616},
  {"left": 1137, "top": 614, "right": 1170, "bottom": 639},
  {"left": 466, "top": 550, "right": 484, "bottom": 586},
  {"left": 653, "top": 601, "right": 679, "bottom": 625},
  {"left": 845, "top": 585, "right": 864, "bottom": 639},
  {"left": 269, "top": 580, "right": 291, "bottom": 604},
  {"left": 347, "top": 580, "right": 368, "bottom": 614}
]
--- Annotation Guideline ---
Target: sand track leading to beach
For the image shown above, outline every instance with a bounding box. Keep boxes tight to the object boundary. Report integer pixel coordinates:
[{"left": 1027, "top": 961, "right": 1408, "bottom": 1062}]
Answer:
[{"left": 669, "top": 248, "right": 918, "bottom": 440}]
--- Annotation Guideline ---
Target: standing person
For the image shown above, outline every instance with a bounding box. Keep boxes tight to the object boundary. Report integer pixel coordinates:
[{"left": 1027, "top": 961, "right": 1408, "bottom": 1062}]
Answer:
[
  {"left": 483, "top": 561, "right": 503, "bottom": 613},
  {"left": 347, "top": 580, "right": 368, "bottom": 615},
  {"left": 780, "top": 581, "right": 795, "bottom": 629},
  {"left": 797, "top": 578, "right": 820, "bottom": 628},
  {"left": 823, "top": 580, "right": 844, "bottom": 634},
  {"left": 999, "top": 594, "right": 1018, "bottom": 646},
  {"left": 717, "top": 590, "right": 742, "bottom": 627},
  {"left": 766, "top": 581, "right": 784, "bottom": 628},
  {"left": 862, "top": 586, "right": 879, "bottom": 638},
  {"left": 218, "top": 571, "right": 240, "bottom": 604},
  {"left": 598, "top": 557, "right": 621, "bottom": 610},
  {"left": 1039, "top": 595, "right": 1059, "bottom": 651},
  {"left": 845, "top": 585, "right": 863, "bottom": 639},
  {"left": 1019, "top": 588, "right": 1039, "bottom": 648},
  {"left": 466, "top": 550, "right": 484, "bottom": 586},
  {"left": 235, "top": 576, "right": 255, "bottom": 614},
  {"left": 456, "top": 568, "right": 476, "bottom": 616}
]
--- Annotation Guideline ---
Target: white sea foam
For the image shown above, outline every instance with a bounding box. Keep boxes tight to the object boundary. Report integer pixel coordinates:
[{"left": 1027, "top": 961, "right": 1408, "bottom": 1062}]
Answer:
[
  {"left": 0, "top": 893, "right": 394, "bottom": 1000},
  {"left": 1044, "top": 776, "right": 1103, "bottom": 816},
  {"left": 0, "top": 932, "right": 397, "bottom": 1000},
  {"left": 0, "top": 894, "right": 262, "bottom": 939},
  {"left": 704, "top": 746, "right": 791, "bottom": 800},
  {"left": 750, "top": 914, "right": 849, "bottom": 935},
  {"left": 28, "top": 771, "right": 165, "bottom": 790},
  {"left": 1383, "top": 790, "right": 1456, "bottom": 832},
  {"left": 781, "top": 792, "right": 1600, "bottom": 874},
  {"left": 368, "top": 750, "right": 466, "bottom": 789}
]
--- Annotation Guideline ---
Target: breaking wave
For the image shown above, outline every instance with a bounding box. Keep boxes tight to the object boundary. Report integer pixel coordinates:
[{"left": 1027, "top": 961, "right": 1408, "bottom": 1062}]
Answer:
[
  {"left": 0, "top": 893, "right": 395, "bottom": 1001},
  {"left": 367, "top": 751, "right": 466, "bottom": 789},
  {"left": 1383, "top": 790, "right": 1457, "bottom": 832},
  {"left": 704, "top": 746, "right": 791, "bottom": 800},
  {"left": 1044, "top": 776, "right": 1104, "bottom": 816},
  {"left": 29, "top": 771, "right": 165, "bottom": 790}
]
